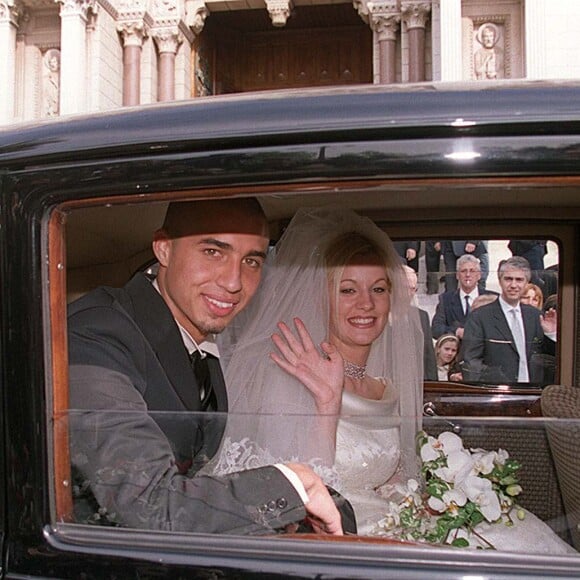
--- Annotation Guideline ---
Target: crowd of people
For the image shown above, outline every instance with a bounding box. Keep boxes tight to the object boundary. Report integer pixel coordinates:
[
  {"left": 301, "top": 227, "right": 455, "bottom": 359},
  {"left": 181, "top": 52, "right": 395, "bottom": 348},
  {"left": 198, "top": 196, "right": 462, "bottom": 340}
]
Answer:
[
  {"left": 399, "top": 240, "right": 558, "bottom": 386},
  {"left": 67, "top": 203, "right": 571, "bottom": 554}
]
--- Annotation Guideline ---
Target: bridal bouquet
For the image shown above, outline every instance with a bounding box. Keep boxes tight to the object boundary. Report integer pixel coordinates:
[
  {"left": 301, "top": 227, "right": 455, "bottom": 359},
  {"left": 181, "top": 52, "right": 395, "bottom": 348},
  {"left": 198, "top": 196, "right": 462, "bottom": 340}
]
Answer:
[{"left": 374, "top": 431, "right": 524, "bottom": 548}]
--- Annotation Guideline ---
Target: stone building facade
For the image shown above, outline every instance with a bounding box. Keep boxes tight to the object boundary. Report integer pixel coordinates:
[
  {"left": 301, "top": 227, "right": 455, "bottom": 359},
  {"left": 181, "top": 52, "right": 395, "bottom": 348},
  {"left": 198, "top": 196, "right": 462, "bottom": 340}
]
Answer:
[{"left": 1, "top": 0, "right": 580, "bottom": 125}]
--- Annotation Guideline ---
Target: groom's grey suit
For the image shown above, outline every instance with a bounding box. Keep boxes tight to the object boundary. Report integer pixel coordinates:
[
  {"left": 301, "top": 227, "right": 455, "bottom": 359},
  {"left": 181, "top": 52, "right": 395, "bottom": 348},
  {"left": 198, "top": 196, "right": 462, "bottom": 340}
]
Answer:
[{"left": 68, "top": 272, "right": 306, "bottom": 534}]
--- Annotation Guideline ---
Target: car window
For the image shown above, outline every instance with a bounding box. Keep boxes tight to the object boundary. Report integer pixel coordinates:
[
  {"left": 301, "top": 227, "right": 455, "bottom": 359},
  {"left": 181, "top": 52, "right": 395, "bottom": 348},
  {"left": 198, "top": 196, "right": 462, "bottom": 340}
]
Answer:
[{"left": 44, "top": 197, "right": 577, "bottom": 568}]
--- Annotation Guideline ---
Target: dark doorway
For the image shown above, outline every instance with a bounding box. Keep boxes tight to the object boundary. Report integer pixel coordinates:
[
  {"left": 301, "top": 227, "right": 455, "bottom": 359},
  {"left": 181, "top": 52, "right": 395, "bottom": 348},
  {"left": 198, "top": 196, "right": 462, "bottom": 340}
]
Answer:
[{"left": 194, "top": 4, "right": 372, "bottom": 95}]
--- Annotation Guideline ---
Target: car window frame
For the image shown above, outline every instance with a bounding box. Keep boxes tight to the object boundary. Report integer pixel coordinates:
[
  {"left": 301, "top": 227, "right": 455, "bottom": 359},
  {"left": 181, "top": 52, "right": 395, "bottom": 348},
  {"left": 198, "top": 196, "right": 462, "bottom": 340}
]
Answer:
[{"left": 46, "top": 183, "right": 575, "bottom": 532}]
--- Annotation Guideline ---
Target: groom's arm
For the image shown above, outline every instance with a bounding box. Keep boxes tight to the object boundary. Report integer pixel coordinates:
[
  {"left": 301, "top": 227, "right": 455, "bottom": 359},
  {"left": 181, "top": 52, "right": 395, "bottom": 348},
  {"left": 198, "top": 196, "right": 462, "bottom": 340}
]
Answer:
[{"left": 69, "top": 363, "right": 309, "bottom": 534}]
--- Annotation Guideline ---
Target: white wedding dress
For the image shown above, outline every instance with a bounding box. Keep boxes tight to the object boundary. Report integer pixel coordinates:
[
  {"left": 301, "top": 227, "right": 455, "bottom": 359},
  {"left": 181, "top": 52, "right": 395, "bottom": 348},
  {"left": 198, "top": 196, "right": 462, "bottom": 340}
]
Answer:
[{"left": 334, "top": 380, "right": 577, "bottom": 555}]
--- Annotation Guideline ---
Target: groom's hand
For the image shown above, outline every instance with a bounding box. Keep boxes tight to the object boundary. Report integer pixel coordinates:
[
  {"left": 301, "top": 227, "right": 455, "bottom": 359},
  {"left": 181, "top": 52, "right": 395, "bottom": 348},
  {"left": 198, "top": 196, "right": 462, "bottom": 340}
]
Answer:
[{"left": 286, "top": 463, "right": 343, "bottom": 535}]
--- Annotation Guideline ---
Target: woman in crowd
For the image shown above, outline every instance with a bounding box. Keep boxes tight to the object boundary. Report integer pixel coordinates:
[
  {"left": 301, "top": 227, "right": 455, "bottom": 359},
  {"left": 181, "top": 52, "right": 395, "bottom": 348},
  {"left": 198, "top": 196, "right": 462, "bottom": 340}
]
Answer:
[{"left": 521, "top": 282, "right": 544, "bottom": 310}]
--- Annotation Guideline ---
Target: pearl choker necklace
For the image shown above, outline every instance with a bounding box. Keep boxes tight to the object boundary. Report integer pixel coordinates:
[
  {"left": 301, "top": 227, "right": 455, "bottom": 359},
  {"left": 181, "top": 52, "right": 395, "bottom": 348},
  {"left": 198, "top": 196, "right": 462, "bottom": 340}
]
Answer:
[{"left": 344, "top": 359, "right": 366, "bottom": 380}]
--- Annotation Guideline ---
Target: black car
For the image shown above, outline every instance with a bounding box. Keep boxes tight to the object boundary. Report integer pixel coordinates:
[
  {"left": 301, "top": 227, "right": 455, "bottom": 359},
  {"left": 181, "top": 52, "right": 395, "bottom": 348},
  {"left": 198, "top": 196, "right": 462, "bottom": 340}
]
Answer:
[{"left": 1, "top": 80, "right": 580, "bottom": 578}]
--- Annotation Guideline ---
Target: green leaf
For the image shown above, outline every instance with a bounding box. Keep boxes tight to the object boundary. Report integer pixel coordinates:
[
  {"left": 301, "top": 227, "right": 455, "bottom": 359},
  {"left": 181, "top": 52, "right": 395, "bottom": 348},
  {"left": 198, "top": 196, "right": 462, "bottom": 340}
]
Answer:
[
  {"left": 451, "top": 537, "right": 470, "bottom": 548},
  {"left": 416, "top": 431, "right": 429, "bottom": 453},
  {"left": 426, "top": 480, "right": 449, "bottom": 498}
]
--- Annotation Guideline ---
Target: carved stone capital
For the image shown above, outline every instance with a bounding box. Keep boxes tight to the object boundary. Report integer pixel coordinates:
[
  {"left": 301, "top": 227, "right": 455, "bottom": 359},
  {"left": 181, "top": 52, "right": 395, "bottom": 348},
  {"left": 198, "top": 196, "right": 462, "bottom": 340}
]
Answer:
[
  {"left": 370, "top": 13, "right": 399, "bottom": 41},
  {"left": 265, "top": 0, "right": 293, "bottom": 27},
  {"left": 401, "top": 1, "right": 430, "bottom": 30},
  {"left": 152, "top": 26, "right": 182, "bottom": 53},
  {"left": 184, "top": 0, "right": 207, "bottom": 34},
  {"left": 366, "top": 0, "right": 399, "bottom": 33},
  {"left": 0, "top": 0, "right": 21, "bottom": 26},
  {"left": 117, "top": 19, "right": 148, "bottom": 47},
  {"left": 184, "top": 0, "right": 208, "bottom": 35},
  {"left": 56, "top": 0, "right": 98, "bottom": 20},
  {"left": 351, "top": 0, "right": 368, "bottom": 23}
]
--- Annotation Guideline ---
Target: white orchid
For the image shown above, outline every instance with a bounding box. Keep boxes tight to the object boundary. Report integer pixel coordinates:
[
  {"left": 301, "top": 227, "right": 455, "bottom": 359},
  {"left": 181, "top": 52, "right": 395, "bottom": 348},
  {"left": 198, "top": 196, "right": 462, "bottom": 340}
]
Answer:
[
  {"left": 376, "top": 431, "right": 523, "bottom": 549},
  {"left": 433, "top": 447, "right": 474, "bottom": 485},
  {"left": 420, "top": 431, "right": 464, "bottom": 462},
  {"left": 470, "top": 450, "right": 496, "bottom": 475},
  {"left": 459, "top": 475, "right": 502, "bottom": 522},
  {"left": 494, "top": 448, "right": 509, "bottom": 465},
  {"left": 427, "top": 488, "right": 467, "bottom": 515}
]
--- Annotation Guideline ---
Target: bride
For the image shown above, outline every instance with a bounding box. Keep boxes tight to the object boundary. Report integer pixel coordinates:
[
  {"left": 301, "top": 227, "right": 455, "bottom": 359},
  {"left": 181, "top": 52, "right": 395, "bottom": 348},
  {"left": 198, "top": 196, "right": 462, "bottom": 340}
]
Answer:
[{"left": 212, "top": 207, "right": 576, "bottom": 554}]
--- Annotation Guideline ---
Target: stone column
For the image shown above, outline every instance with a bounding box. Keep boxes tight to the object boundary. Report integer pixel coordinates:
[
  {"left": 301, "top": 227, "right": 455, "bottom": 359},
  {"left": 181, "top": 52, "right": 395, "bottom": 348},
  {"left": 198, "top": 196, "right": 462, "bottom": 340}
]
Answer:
[
  {"left": 368, "top": 1, "right": 400, "bottom": 84},
  {"left": 153, "top": 28, "right": 181, "bottom": 101},
  {"left": 0, "top": 1, "right": 20, "bottom": 123},
  {"left": 525, "top": 0, "right": 547, "bottom": 79},
  {"left": 57, "top": 0, "right": 96, "bottom": 116},
  {"left": 118, "top": 20, "right": 147, "bottom": 106},
  {"left": 436, "top": 0, "right": 461, "bottom": 81},
  {"left": 401, "top": 1, "right": 430, "bottom": 83}
]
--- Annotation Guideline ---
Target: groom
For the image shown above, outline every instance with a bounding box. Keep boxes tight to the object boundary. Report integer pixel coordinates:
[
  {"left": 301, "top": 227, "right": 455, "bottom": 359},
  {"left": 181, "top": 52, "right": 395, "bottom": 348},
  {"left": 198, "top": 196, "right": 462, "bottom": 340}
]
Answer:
[{"left": 68, "top": 198, "right": 350, "bottom": 535}]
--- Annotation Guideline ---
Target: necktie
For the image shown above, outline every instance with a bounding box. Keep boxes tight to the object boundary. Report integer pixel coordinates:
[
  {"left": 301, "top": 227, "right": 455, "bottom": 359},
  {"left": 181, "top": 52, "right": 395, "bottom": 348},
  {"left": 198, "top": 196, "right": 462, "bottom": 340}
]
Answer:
[
  {"left": 464, "top": 295, "right": 471, "bottom": 315},
  {"left": 190, "top": 350, "right": 217, "bottom": 411},
  {"left": 509, "top": 309, "right": 529, "bottom": 382}
]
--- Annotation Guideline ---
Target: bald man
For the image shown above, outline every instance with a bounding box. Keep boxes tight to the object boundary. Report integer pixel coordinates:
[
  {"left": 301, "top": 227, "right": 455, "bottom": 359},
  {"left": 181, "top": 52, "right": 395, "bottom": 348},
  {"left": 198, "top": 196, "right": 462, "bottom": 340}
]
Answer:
[
  {"left": 403, "top": 265, "right": 437, "bottom": 381},
  {"left": 68, "top": 199, "right": 348, "bottom": 536}
]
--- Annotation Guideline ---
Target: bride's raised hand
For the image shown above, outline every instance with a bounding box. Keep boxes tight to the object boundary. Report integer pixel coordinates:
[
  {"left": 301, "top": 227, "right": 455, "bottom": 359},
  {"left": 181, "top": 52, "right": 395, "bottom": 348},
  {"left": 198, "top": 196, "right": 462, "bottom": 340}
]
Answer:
[{"left": 270, "top": 317, "right": 343, "bottom": 414}]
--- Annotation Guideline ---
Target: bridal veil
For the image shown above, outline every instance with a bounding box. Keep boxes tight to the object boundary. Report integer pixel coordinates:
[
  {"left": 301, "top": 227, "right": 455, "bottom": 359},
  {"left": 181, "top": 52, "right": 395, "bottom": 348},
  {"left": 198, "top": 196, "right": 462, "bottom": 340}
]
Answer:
[{"left": 214, "top": 207, "right": 424, "bottom": 482}]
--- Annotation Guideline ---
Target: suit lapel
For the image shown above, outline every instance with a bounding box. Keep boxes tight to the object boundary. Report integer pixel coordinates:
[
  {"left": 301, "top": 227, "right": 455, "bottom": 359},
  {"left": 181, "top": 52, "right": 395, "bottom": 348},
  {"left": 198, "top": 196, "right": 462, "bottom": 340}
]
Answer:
[
  {"left": 490, "top": 300, "right": 518, "bottom": 353},
  {"left": 125, "top": 273, "right": 200, "bottom": 411},
  {"left": 450, "top": 292, "right": 465, "bottom": 324}
]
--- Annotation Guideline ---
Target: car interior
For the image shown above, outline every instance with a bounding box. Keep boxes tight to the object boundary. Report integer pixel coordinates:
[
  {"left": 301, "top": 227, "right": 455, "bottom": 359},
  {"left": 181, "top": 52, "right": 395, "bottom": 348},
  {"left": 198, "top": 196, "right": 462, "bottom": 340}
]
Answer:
[{"left": 49, "top": 173, "right": 580, "bottom": 556}]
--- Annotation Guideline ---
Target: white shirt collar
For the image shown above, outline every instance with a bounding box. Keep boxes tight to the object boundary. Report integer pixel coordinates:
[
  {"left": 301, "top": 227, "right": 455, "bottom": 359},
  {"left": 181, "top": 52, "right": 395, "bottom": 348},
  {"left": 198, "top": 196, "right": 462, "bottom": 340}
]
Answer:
[
  {"left": 459, "top": 287, "right": 479, "bottom": 301},
  {"left": 499, "top": 295, "right": 521, "bottom": 316},
  {"left": 151, "top": 278, "right": 220, "bottom": 358}
]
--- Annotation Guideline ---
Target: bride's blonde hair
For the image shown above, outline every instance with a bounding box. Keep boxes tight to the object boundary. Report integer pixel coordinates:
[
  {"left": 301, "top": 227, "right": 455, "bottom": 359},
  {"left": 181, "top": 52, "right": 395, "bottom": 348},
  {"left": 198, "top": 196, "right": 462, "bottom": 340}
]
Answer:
[
  {"left": 325, "top": 232, "right": 392, "bottom": 331},
  {"left": 325, "top": 232, "right": 391, "bottom": 285}
]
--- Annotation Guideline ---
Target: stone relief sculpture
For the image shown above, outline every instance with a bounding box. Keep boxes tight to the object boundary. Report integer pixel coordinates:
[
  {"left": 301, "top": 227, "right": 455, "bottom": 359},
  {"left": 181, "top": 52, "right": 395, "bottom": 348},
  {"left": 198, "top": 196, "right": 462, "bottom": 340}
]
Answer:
[
  {"left": 42, "top": 48, "right": 60, "bottom": 116},
  {"left": 474, "top": 22, "right": 504, "bottom": 80}
]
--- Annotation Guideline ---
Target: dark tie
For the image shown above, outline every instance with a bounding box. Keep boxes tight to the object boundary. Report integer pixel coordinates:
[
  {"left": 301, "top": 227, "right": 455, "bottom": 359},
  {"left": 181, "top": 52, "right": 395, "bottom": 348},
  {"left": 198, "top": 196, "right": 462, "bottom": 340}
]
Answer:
[
  {"left": 464, "top": 295, "right": 471, "bottom": 315},
  {"left": 189, "top": 350, "right": 217, "bottom": 411}
]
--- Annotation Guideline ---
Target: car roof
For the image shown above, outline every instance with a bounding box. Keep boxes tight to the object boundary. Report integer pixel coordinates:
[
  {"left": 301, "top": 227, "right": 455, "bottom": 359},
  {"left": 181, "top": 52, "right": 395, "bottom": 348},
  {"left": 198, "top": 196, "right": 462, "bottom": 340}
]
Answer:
[{"left": 3, "top": 79, "right": 580, "bottom": 168}]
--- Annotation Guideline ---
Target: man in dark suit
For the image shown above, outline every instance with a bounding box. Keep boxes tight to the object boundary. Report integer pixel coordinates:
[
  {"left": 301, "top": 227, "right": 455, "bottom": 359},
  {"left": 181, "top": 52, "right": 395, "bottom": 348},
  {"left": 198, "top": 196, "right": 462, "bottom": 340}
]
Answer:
[
  {"left": 425, "top": 240, "right": 442, "bottom": 294},
  {"left": 443, "top": 240, "right": 489, "bottom": 292},
  {"left": 432, "top": 254, "right": 497, "bottom": 340},
  {"left": 68, "top": 199, "right": 347, "bottom": 535},
  {"left": 462, "top": 256, "right": 556, "bottom": 385},
  {"left": 394, "top": 240, "right": 420, "bottom": 272}
]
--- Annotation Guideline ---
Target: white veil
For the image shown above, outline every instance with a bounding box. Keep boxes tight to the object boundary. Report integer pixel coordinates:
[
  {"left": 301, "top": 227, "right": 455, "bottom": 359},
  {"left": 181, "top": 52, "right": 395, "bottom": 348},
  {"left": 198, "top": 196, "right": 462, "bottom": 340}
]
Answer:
[{"left": 213, "top": 207, "right": 424, "bottom": 484}]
